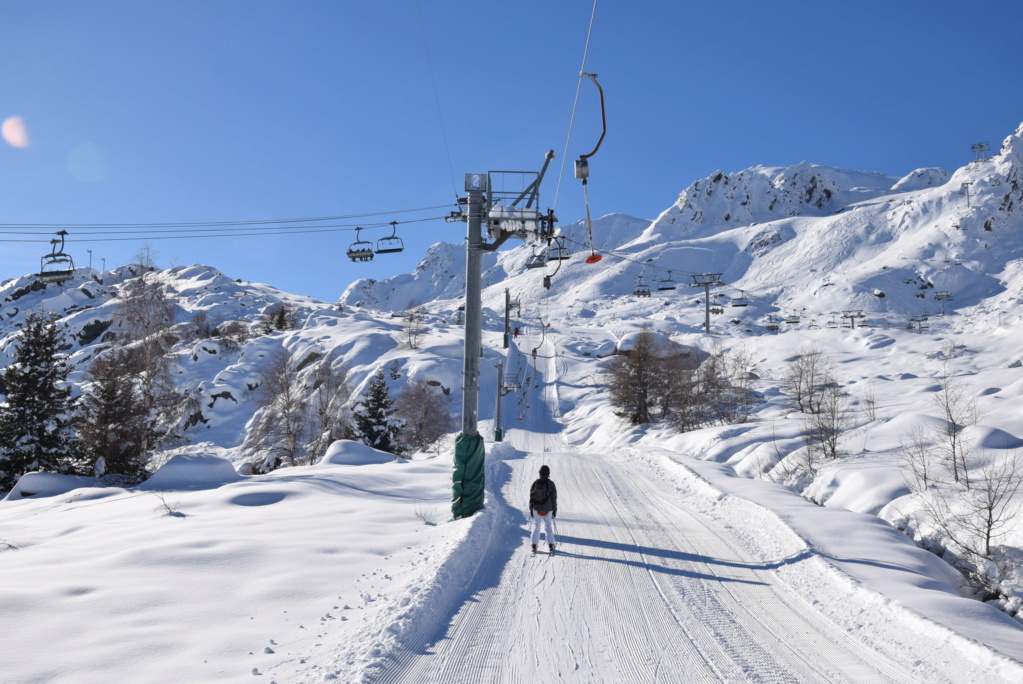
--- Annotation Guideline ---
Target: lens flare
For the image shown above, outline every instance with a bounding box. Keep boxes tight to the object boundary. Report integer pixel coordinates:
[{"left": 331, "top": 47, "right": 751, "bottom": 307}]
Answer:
[{"left": 2, "top": 116, "right": 30, "bottom": 148}]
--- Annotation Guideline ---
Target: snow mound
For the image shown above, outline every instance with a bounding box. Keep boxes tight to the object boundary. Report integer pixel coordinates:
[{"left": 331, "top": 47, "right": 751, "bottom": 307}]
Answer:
[
  {"left": 616, "top": 330, "right": 698, "bottom": 358},
  {"left": 3, "top": 472, "right": 101, "bottom": 500},
  {"left": 318, "top": 439, "right": 396, "bottom": 465},
  {"left": 137, "top": 453, "right": 243, "bottom": 491}
]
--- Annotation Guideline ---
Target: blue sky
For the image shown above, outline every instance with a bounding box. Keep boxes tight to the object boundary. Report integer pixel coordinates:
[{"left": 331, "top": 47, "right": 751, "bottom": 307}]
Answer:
[{"left": 2, "top": 1, "right": 1022, "bottom": 303}]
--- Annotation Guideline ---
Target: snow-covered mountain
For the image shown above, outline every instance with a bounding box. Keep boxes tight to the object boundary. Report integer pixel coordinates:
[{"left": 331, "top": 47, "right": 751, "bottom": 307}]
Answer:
[
  {"left": 341, "top": 122, "right": 1023, "bottom": 332},
  {"left": 4, "top": 122, "right": 1023, "bottom": 682}
]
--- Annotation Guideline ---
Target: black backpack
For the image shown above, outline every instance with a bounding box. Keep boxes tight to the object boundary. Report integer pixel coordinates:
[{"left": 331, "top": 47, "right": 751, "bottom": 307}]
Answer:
[{"left": 529, "top": 478, "right": 550, "bottom": 507}]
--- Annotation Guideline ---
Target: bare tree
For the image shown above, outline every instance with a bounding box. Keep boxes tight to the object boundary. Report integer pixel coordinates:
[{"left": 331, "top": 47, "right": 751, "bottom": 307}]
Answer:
[
  {"left": 913, "top": 450, "right": 1023, "bottom": 590},
  {"left": 781, "top": 344, "right": 833, "bottom": 414},
  {"left": 186, "top": 310, "right": 214, "bottom": 341},
  {"left": 933, "top": 362, "right": 981, "bottom": 486},
  {"left": 960, "top": 453, "right": 1023, "bottom": 559},
  {"left": 403, "top": 301, "right": 426, "bottom": 350},
  {"left": 803, "top": 380, "right": 851, "bottom": 461},
  {"left": 863, "top": 381, "right": 878, "bottom": 422},
  {"left": 395, "top": 380, "right": 456, "bottom": 453},
  {"left": 112, "top": 257, "right": 181, "bottom": 452},
  {"left": 607, "top": 329, "right": 661, "bottom": 424},
  {"left": 900, "top": 425, "right": 935, "bottom": 492},
  {"left": 661, "top": 352, "right": 699, "bottom": 431},
  {"left": 724, "top": 345, "right": 758, "bottom": 424},
  {"left": 215, "top": 319, "right": 249, "bottom": 349},
  {"left": 245, "top": 348, "right": 310, "bottom": 472},
  {"left": 308, "top": 360, "right": 354, "bottom": 460}
]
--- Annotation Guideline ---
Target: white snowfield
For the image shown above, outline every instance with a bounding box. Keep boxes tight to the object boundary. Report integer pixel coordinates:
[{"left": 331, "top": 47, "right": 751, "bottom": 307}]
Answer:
[
  {"left": 4, "top": 386, "right": 1023, "bottom": 683},
  {"left": 5, "top": 122, "right": 1023, "bottom": 682},
  {"left": 356, "top": 395, "right": 1023, "bottom": 683}
]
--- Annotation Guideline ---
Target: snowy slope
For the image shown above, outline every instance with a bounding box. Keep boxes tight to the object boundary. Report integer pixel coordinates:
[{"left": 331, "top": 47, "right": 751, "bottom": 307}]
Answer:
[{"left": 4, "top": 122, "right": 1023, "bottom": 681}]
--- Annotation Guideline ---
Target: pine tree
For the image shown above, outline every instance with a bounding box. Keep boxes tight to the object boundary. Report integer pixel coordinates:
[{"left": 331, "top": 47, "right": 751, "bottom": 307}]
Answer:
[
  {"left": 0, "top": 312, "right": 79, "bottom": 491},
  {"left": 77, "top": 348, "right": 150, "bottom": 484},
  {"left": 353, "top": 370, "right": 402, "bottom": 454}
]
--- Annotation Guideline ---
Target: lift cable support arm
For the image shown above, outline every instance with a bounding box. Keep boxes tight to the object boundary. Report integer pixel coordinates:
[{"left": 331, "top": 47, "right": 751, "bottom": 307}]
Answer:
[{"left": 574, "top": 73, "right": 606, "bottom": 264}]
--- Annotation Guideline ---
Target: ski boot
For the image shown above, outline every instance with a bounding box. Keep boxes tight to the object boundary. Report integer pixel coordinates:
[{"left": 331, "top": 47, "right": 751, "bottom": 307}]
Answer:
[
  {"left": 531, "top": 544, "right": 537, "bottom": 555},
  {"left": 549, "top": 544, "right": 556, "bottom": 556}
]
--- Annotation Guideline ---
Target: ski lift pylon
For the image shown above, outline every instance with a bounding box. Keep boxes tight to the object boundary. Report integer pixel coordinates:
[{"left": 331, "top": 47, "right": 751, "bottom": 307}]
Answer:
[
  {"left": 38, "top": 230, "right": 75, "bottom": 284},
  {"left": 375, "top": 221, "right": 404, "bottom": 254},
  {"left": 346, "top": 227, "right": 375, "bottom": 262}
]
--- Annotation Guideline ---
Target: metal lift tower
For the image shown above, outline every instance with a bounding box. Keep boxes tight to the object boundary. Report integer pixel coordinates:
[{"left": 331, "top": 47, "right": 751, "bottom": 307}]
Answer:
[
  {"left": 690, "top": 273, "right": 724, "bottom": 334},
  {"left": 450, "top": 152, "right": 556, "bottom": 519}
]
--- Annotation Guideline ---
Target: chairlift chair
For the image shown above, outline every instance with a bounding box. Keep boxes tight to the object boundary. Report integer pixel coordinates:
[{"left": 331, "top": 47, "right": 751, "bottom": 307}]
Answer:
[
  {"left": 547, "top": 237, "right": 571, "bottom": 261},
  {"left": 526, "top": 244, "right": 547, "bottom": 269},
  {"left": 731, "top": 292, "right": 749, "bottom": 307},
  {"left": 657, "top": 270, "right": 677, "bottom": 291},
  {"left": 375, "top": 221, "right": 404, "bottom": 255},
  {"left": 634, "top": 277, "right": 651, "bottom": 298},
  {"left": 38, "top": 230, "right": 75, "bottom": 284},
  {"left": 784, "top": 315, "right": 800, "bottom": 324},
  {"left": 346, "top": 227, "right": 375, "bottom": 262}
]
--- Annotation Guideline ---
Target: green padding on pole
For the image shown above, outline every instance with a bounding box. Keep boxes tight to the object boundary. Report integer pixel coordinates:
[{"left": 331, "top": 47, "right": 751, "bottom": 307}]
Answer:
[{"left": 452, "top": 432, "right": 486, "bottom": 519}]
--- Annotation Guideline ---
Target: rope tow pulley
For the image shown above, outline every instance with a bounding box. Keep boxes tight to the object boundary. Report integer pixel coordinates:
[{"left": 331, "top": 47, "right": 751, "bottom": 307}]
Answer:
[{"left": 575, "top": 72, "right": 606, "bottom": 265}]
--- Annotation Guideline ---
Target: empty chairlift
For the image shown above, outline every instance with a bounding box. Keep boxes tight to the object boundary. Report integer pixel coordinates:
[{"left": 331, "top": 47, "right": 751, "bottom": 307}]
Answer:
[
  {"left": 38, "top": 230, "right": 75, "bottom": 284},
  {"left": 731, "top": 291, "right": 749, "bottom": 307},
  {"left": 375, "top": 221, "right": 404, "bottom": 255},
  {"left": 526, "top": 244, "right": 547, "bottom": 269},
  {"left": 658, "top": 270, "right": 677, "bottom": 291},
  {"left": 347, "top": 227, "right": 375, "bottom": 262},
  {"left": 547, "top": 236, "right": 571, "bottom": 261}
]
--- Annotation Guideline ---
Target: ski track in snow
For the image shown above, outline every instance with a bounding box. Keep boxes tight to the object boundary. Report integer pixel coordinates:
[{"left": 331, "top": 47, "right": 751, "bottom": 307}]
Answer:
[{"left": 308, "top": 351, "right": 1008, "bottom": 684}]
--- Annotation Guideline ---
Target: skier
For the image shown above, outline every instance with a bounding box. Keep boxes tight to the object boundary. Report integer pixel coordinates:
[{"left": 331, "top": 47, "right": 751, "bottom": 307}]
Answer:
[{"left": 529, "top": 465, "right": 558, "bottom": 555}]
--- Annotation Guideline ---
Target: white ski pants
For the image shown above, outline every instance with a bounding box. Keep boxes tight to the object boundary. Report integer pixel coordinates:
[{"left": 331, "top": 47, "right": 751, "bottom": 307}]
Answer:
[{"left": 531, "top": 512, "right": 556, "bottom": 546}]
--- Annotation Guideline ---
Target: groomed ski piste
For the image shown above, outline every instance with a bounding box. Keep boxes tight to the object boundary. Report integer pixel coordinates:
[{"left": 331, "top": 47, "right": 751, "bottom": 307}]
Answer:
[
  {"left": 3, "top": 330, "right": 1023, "bottom": 683},
  {"left": 5, "top": 123, "right": 1023, "bottom": 682}
]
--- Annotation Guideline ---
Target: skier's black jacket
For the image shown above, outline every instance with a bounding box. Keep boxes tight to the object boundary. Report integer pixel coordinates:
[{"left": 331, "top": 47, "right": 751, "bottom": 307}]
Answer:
[{"left": 529, "top": 476, "right": 557, "bottom": 515}]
